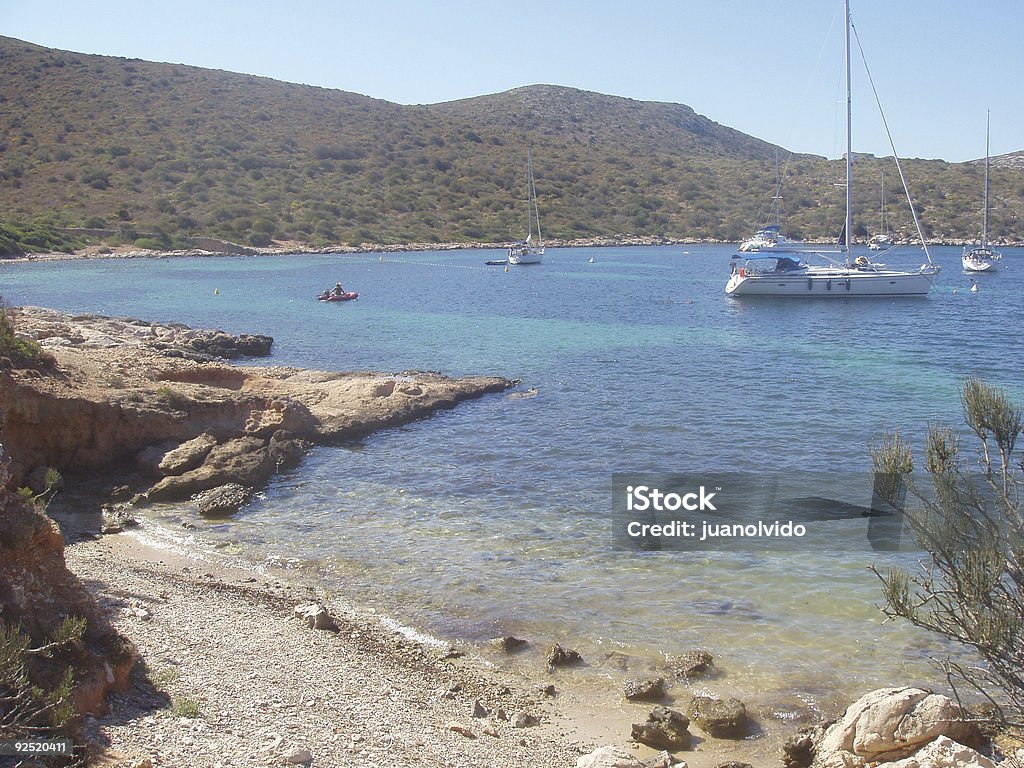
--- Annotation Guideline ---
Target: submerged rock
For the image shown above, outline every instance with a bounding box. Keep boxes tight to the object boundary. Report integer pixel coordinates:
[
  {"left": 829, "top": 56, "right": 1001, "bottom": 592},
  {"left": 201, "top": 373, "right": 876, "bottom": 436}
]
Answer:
[
  {"left": 490, "top": 635, "right": 529, "bottom": 653},
  {"left": 687, "top": 695, "right": 748, "bottom": 738},
  {"left": 670, "top": 649, "right": 714, "bottom": 679},
  {"left": 546, "top": 643, "right": 584, "bottom": 668},
  {"left": 192, "top": 483, "right": 253, "bottom": 517},
  {"left": 624, "top": 677, "right": 667, "bottom": 702}
]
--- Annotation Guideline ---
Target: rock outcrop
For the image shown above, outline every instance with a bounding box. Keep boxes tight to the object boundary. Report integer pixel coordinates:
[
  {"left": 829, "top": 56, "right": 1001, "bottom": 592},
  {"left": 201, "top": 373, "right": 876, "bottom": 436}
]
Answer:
[
  {"left": 811, "top": 687, "right": 980, "bottom": 768},
  {"left": 0, "top": 308, "right": 514, "bottom": 509}
]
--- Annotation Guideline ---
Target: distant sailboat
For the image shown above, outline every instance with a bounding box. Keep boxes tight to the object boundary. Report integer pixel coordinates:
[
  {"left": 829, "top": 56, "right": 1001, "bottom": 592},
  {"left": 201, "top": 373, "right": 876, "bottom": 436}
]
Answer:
[
  {"left": 726, "top": 0, "right": 939, "bottom": 298},
  {"left": 508, "top": 150, "right": 544, "bottom": 265},
  {"left": 868, "top": 171, "right": 893, "bottom": 251},
  {"left": 962, "top": 112, "right": 1002, "bottom": 273},
  {"left": 738, "top": 151, "right": 808, "bottom": 254}
]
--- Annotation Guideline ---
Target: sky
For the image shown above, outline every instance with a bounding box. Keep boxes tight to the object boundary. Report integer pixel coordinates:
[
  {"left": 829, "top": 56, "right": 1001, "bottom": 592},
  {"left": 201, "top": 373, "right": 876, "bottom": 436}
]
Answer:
[{"left": 3, "top": 0, "right": 1021, "bottom": 162}]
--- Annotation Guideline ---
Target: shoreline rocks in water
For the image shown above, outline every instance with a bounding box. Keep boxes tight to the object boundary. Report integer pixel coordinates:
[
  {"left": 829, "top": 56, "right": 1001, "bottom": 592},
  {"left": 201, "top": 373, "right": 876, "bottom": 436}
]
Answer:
[{"left": 0, "top": 306, "right": 514, "bottom": 510}]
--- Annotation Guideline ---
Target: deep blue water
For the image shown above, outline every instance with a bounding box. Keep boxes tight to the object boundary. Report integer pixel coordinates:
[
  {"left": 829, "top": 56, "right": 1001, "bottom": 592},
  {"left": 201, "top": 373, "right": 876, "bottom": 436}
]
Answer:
[{"left": 3, "top": 244, "right": 1022, "bottom": 709}]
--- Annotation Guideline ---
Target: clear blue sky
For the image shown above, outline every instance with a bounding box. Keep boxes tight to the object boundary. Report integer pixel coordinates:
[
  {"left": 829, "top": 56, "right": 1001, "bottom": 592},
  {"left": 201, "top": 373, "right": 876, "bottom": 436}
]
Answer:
[{"left": 3, "top": 0, "right": 1020, "bottom": 162}]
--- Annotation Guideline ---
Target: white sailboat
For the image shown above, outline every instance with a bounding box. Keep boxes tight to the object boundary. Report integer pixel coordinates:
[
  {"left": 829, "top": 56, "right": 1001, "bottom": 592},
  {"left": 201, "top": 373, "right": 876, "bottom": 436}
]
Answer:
[
  {"left": 962, "top": 112, "right": 1002, "bottom": 273},
  {"left": 726, "top": 0, "right": 939, "bottom": 298},
  {"left": 867, "top": 171, "right": 893, "bottom": 251},
  {"left": 738, "top": 152, "right": 809, "bottom": 254},
  {"left": 508, "top": 151, "right": 544, "bottom": 265}
]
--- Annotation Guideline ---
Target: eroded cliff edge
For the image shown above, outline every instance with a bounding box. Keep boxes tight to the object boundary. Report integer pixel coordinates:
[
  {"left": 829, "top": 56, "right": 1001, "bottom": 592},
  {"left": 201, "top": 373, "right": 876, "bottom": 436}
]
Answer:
[{"left": 1, "top": 306, "right": 513, "bottom": 505}]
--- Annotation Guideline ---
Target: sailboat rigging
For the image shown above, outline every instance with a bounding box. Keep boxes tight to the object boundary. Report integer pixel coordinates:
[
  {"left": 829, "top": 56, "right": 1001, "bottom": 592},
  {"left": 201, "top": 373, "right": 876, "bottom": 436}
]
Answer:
[
  {"left": 962, "top": 112, "right": 1002, "bottom": 273},
  {"left": 726, "top": 0, "right": 939, "bottom": 298},
  {"left": 508, "top": 150, "right": 544, "bottom": 265}
]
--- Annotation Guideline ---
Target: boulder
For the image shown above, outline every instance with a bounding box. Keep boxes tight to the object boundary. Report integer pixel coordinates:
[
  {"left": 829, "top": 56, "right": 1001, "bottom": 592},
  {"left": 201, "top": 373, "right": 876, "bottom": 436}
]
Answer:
[
  {"left": 873, "top": 736, "right": 996, "bottom": 768},
  {"left": 631, "top": 706, "right": 692, "bottom": 751},
  {"left": 192, "top": 483, "right": 253, "bottom": 517},
  {"left": 268, "top": 430, "right": 309, "bottom": 471},
  {"left": 688, "top": 695, "right": 748, "bottom": 738},
  {"left": 624, "top": 677, "right": 667, "bottom": 702},
  {"left": 576, "top": 746, "right": 646, "bottom": 768},
  {"left": 147, "top": 436, "right": 274, "bottom": 501},
  {"left": 813, "top": 687, "right": 980, "bottom": 768},
  {"left": 157, "top": 433, "right": 217, "bottom": 475},
  {"left": 546, "top": 642, "right": 584, "bottom": 668},
  {"left": 783, "top": 728, "right": 820, "bottom": 768}
]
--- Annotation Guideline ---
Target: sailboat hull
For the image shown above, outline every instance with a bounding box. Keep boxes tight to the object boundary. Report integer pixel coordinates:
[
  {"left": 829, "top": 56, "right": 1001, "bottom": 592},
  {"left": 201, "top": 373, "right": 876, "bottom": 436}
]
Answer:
[
  {"left": 962, "top": 257, "right": 998, "bottom": 273},
  {"left": 726, "top": 267, "right": 937, "bottom": 297},
  {"left": 507, "top": 247, "right": 543, "bottom": 265}
]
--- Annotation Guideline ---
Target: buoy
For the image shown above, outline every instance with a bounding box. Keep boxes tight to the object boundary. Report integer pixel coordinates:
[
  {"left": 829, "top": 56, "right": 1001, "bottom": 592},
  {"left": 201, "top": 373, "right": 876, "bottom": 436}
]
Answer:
[
  {"left": 589, "top": 256, "right": 595, "bottom": 263},
  {"left": 952, "top": 288, "right": 958, "bottom": 294},
  {"left": 214, "top": 288, "right": 219, "bottom": 295},
  {"left": 970, "top": 283, "right": 979, "bottom": 293},
  {"left": 504, "top": 265, "right": 509, "bottom": 273}
]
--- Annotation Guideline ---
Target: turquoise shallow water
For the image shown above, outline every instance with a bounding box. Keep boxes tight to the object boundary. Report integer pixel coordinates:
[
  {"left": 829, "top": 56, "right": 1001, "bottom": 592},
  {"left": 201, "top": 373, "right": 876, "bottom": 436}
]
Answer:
[{"left": 4, "top": 244, "right": 1022, "bottom": 711}]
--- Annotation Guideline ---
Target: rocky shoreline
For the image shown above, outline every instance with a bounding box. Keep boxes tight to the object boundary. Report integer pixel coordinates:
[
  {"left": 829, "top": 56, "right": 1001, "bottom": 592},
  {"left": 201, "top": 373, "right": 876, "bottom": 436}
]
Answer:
[
  {"left": 2, "top": 308, "right": 1020, "bottom": 767},
  {"left": 3, "top": 234, "right": 1020, "bottom": 264}
]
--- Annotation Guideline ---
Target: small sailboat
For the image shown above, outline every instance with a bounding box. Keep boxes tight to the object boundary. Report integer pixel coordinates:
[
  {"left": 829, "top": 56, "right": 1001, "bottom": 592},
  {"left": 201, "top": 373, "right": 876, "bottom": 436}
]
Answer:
[
  {"left": 726, "top": 0, "right": 939, "bottom": 298},
  {"left": 738, "top": 152, "right": 808, "bottom": 254},
  {"left": 868, "top": 171, "right": 893, "bottom": 251},
  {"left": 962, "top": 112, "right": 1002, "bottom": 273},
  {"left": 507, "top": 150, "right": 544, "bottom": 265}
]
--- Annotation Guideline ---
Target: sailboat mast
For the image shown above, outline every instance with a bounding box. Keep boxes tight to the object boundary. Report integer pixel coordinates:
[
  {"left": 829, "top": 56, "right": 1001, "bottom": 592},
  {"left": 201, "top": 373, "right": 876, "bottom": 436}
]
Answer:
[
  {"left": 983, "top": 110, "right": 990, "bottom": 248},
  {"left": 844, "top": 0, "right": 853, "bottom": 265}
]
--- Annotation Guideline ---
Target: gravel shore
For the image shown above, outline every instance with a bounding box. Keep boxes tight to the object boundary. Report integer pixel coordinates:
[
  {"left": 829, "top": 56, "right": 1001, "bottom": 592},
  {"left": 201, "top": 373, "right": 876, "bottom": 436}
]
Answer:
[{"left": 66, "top": 534, "right": 586, "bottom": 768}]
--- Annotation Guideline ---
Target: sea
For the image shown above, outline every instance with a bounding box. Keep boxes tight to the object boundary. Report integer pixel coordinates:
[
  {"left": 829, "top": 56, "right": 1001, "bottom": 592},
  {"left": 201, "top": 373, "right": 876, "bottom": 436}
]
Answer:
[{"left": 3, "top": 244, "right": 1022, "bottom": 717}]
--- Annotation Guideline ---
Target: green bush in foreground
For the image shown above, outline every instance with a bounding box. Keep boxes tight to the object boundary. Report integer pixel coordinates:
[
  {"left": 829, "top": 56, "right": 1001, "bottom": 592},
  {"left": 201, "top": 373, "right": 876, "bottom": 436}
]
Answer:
[
  {"left": 0, "top": 617, "right": 85, "bottom": 758},
  {"left": 872, "top": 378, "right": 1024, "bottom": 727}
]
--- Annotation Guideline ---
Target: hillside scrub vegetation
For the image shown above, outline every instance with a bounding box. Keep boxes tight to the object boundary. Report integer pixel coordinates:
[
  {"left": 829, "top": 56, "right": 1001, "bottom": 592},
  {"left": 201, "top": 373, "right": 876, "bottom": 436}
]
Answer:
[{"left": 2, "top": 36, "right": 1023, "bottom": 250}]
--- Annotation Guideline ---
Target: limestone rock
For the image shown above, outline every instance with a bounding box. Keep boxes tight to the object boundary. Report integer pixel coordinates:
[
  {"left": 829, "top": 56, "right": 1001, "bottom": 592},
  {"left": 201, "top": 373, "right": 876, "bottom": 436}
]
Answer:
[
  {"left": 625, "top": 677, "right": 667, "bottom": 702},
  {"left": 283, "top": 747, "right": 313, "bottom": 765},
  {"left": 293, "top": 603, "right": 338, "bottom": 632},
  {"left": 576, "top": 745, "right": 646, "bottom": 768},
  {"left": 687, "top": 695, "right": 748, "bottom": 738},
  {"left": 192, "top": 483, "right": 253, "bottom": 517},
  {"left": 873, "top": 736, "right": 996, "bottom": 768},
  {"left": 546, "top": 642, "right": 584, "bottom": 668},
  {"left": 245, "top": 401, "right": 316, "bottom": 439},
  {"left": 813, "top": 687, "right": 980, "bottom": 768},
  {"left": 631, "top": 706, "right": 692, "bottom": 751},
  {"left": 157, "top": 433, "right": 217, "bottom": 475},
  {"left": 148, "top": 436, "right": 273, "bottom": 501}
]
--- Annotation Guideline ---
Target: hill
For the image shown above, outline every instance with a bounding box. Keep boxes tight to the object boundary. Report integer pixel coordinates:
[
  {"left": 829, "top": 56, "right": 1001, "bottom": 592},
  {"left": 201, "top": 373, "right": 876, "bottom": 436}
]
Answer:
[{"left": 2, "top": 35, "right": 1023, "bottom": 251}]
